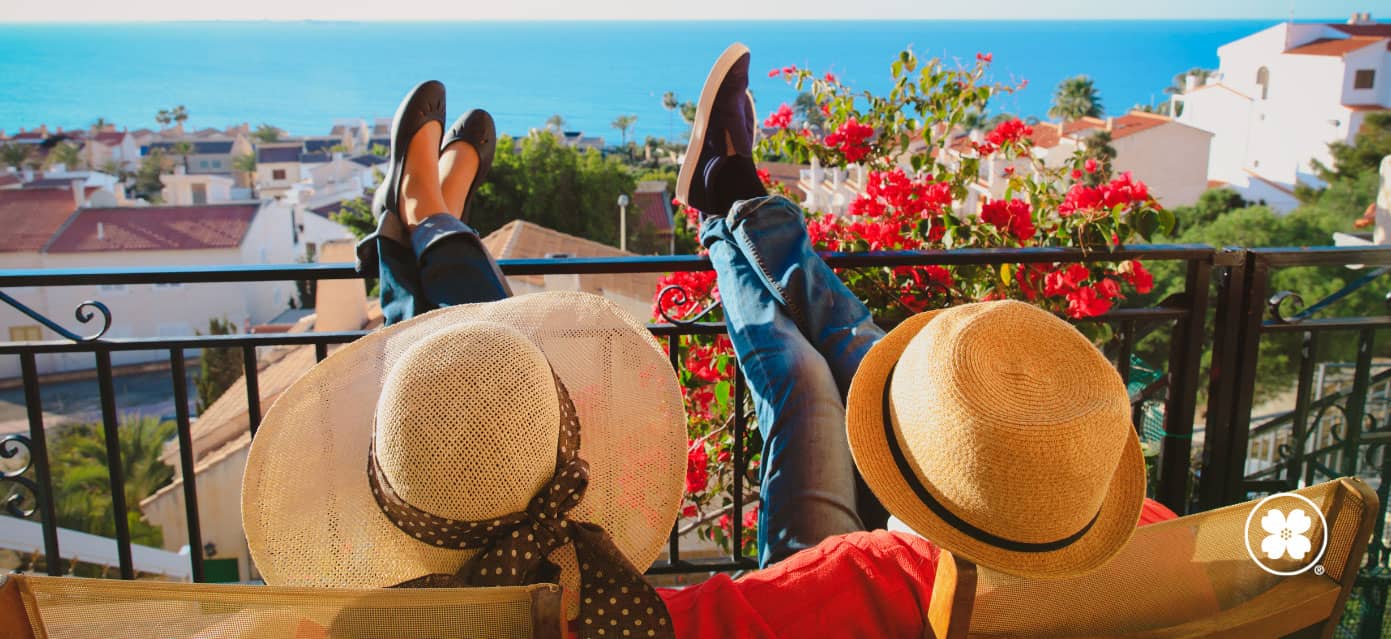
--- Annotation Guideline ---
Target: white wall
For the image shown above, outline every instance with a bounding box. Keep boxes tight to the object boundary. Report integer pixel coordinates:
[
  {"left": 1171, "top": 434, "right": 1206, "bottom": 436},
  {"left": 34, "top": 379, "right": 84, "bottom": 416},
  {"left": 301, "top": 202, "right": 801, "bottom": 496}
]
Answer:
[{"left": 1112, "top": 122, "right": 1214, "bottom": 207}]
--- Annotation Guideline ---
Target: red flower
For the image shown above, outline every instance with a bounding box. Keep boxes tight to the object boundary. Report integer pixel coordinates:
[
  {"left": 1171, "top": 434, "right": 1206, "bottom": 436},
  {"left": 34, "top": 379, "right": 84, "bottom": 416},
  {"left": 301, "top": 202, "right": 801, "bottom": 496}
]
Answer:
[
  {"left": 820, "top": 103, "right": 832, "bottom": 117},
  {"left": 716, "top": 513, "right": 731, "bottom": 532},
  {"left": 717, "top": 449, "right": 731, "bottom": 463},
  {"left": 756, "top": 168, "right": 772, "bottom": 186},
  {"left": 1095, "top": 277, "right": 1124, "bottom": 300},
  {"left": 985, "top": 118, "right": 1033, "bottom": 148},
  {"left": 824, "top": 72, "right": 838, "bottom": 84},
  {"left": 1044, "top": 263, "right": 1091, "bottom": 297},
  {"left": 1071, "top": 169, "right": 1083, "bottom": 180},
  {"left": 824, "top": 118, "right": 874, "bottom": 163},
  {"left": 685, "top": 439, "right": 709, "bottom": 495},
  {"left": 1066, "top": 285, "right": 1113, "bottom": 318},
  {"left": 764, "top": 103, "right": 794, "bottom": 129},
  {"left": 653, "top": 269, "right": 719, "bottom": 321},
  {"left": 1003, "top": 165, "right": 1015, "bottom": 176},
  {"left": 767, "top": 68, "right": 779, "bottom": 78},
  {"left": 976, "top": 52, "right": 993, "bottom": 63},
  {"left": 742, "top": 505, "right": 759, "bottom": 530},
  {"left": 1121, "top": 260, "right": 1154, "bottom": 294},
  {"left": 682, "top": 504, "right": 698, "bottom": 518},
  {"left": 1084, "top": 158, "right": 1099, "bottom": 174},
  {"left": 979, "top": 198, "right": 1036, "bottom": 242}
]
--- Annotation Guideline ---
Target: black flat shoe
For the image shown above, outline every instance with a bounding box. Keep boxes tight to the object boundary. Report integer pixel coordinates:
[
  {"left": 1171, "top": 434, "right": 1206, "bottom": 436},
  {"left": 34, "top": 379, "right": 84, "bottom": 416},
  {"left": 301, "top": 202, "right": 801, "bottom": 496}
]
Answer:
[
  {"left": 440, "top": 109, "right": 497, "bottom": 224},
  {"left": 372, "top": 80, "right": 447, "bottom": 230},
  {"left": 355, "top": 80, "right": 445, "bottom": 276},
  {"left": 677, "top": 43, "right": 755, "bottom": 215}
]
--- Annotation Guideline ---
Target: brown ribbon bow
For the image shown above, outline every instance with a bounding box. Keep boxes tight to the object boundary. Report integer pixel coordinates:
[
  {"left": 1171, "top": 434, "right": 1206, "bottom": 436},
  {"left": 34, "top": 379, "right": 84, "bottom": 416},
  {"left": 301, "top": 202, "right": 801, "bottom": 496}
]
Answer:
[{"left": 368, "top": 375, "right": 674, "bottom": 639}]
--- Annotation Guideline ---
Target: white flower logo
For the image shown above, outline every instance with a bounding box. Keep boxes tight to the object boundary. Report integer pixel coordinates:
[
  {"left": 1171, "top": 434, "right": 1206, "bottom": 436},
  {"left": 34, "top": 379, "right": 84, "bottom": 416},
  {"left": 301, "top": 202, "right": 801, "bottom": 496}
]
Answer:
[{"left": 1259, "top": 507, "right": 1313, "bottom": 561}]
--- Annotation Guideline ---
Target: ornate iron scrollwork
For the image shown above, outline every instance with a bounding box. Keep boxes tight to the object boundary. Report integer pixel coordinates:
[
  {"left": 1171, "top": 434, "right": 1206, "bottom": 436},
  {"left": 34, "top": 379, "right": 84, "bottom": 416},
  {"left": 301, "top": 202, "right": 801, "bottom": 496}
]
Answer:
[
  {"left": 0, "top": 290, "right": 111, "bottom": 342},
  {"left": 1267, "top": 291, "right": 1304, "bottom": 325},
  {"left": 656, "top": 284, "right": 723, "bottom": 325},
  {"left": 0, "top": 434, "right": 39, "bottom": 519},
  {"left": 1268, "top": 265, "right": 1391, "bottom": 325}
]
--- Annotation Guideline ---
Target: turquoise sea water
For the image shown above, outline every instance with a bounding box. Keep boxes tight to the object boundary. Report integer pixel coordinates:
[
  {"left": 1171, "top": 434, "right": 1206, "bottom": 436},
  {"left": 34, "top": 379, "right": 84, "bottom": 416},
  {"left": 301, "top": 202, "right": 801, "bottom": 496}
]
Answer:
[{"left": 0, "top": 20, "right": 1289, "bottom": 141}]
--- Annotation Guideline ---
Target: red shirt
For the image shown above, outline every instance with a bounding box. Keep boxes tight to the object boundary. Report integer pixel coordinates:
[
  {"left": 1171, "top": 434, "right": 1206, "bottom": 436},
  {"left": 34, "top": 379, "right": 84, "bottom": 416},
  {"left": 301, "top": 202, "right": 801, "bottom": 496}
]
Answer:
[{"left": 658, "top": 498, "right": 1179, "bottom": 639}]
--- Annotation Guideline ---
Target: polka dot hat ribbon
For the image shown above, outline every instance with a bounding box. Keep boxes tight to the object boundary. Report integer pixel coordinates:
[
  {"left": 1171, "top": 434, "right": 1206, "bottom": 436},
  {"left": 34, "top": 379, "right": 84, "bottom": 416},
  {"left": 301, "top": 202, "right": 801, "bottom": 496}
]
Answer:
[{"left": 367, "top": 374, "right": 675, "bottom": 639}]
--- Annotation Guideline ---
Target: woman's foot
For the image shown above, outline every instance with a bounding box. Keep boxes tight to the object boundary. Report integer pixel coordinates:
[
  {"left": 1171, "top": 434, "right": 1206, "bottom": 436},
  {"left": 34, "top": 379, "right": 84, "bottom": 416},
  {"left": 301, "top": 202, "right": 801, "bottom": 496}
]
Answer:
[
  {"left": 400, "top": 121, "right": 446, "bottom": 227},
  {"left": 439, "top": 139, "right": 479, "bottom": 219},
  {"left": 677, "top": 43, "right": 764, "bottom": 217},
  {"left": 439, "top": 109, "right": 497, "bottom": 224}
]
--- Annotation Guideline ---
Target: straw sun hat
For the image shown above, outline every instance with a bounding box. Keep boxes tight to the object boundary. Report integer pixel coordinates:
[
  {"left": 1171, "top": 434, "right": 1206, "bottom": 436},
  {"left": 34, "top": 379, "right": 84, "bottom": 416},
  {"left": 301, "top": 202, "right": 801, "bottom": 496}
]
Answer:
[
  {"left": 847, "top": 300, "right": 1145, "bottom": 579},
  {"left": 242, "top": 292, "right": 686, "bottom": 635}
]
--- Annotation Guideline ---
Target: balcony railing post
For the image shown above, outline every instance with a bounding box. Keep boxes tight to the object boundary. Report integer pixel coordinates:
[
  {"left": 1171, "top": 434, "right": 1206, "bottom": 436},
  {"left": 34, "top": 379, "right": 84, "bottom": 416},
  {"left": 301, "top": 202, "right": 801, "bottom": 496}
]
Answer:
[
  {"left": 1198, "top": 248, "right": 1250, "bottom": 510},
  {"left": 1340, "top": 329, "right": 1375, "bottom": 477},
  {"left": 20, "top": 353, "right": 62, "bottom": 575},
  {"left": 170, "top": 349, "right": 205, "bottom": 583},
  {"left": 1157, "top": 254, "right": 1213, "bottom": 514},
  {"left": 94, "top": 349, "right": 135, "bottom": 579}
]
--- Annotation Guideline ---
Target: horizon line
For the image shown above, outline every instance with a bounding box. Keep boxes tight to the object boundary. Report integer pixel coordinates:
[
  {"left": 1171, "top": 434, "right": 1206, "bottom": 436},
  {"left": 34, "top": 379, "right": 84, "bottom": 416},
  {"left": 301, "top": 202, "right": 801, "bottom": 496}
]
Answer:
[{"left": 0, "top": 17, "right": 1353, "bottom": 24}]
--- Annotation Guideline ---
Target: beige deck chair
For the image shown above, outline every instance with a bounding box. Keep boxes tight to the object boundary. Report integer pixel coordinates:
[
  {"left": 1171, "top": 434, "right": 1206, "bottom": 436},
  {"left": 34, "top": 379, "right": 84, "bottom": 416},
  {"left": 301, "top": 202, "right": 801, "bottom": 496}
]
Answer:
[
  {"left": 926, "top": 477, "right": 1379, "bottom": 639},
  {"left": 0, "top": 574, "right": 563, "bottom": 639}
]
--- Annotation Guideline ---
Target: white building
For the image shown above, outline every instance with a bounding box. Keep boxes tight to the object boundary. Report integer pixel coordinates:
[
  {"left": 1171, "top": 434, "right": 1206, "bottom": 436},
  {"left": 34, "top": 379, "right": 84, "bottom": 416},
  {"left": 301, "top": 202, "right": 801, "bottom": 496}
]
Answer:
[
  {"left": 1173, "top": 14, "right": 1391, "bottom": 212},
  {"left": 0, "top": 196, "right": 349, "bottom": 379},
  {"left": 254, "top": 144, "right": 305, "bottom": 195},
  {"left": 160, "top": 167, "right": 235, "bottom": 205}
]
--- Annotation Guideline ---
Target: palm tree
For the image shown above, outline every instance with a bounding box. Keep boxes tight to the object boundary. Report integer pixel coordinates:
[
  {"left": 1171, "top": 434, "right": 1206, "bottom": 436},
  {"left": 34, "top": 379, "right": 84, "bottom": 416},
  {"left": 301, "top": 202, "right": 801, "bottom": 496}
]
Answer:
[
  {"left": 232, "top": 152, "right": 257, "bottom": 190},
  {"left": 662, "top": 91, "right": 679, "bottom": 140},
  {"left": 171, "top": 141, "right": 195, "bottom": 172},
  {"left": 1164, "top": 68, "right": 1214, "bottom": 96},
  {"left": 545, "top": 114, "right": 566, "bottom": 134},
  {"left": 0, "top": 143, "right": 32, "bottom": 171},
  {"left": 155, "top": 109, "right": 173, "bottom": 130},
  {"left": 171, "top": 105, "right": 189, "bottom": 127},
  {"left": 90, "top": 117, "right": 110, "bottom": 131},
  {"left": 48, "top": 416, "right": 175, "bottom": 547},
  {"left": 679, "top": 101, "right": 697, "bottom": 126},
  {"left": 252, "top": 123, "right": 281, "bottom": 143},
  {"left": 47, "top": 141, "right": 83, "bottom": 170},
  {"left": 1049, "top": 75, "right": 1103, "bottom": 121},
  {"left": 611, "top": 114, "right": 637, "bottom": 147}
]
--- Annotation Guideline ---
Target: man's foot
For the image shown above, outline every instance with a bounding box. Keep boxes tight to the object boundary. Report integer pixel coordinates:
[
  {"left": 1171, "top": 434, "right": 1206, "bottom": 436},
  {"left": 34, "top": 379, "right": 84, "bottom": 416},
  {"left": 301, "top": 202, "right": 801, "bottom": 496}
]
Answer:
[
  {"left": 439, "top": 140, "right": 479, "bottom": 219},
  {"left": 439, "top": 109, "right": 497, "bottom": 224},
  {"left": 399, "top": 121, "right": 446, "bottom": 227},
  {"left": 677, "top": 43, "right": 765, "bottom": 216}
]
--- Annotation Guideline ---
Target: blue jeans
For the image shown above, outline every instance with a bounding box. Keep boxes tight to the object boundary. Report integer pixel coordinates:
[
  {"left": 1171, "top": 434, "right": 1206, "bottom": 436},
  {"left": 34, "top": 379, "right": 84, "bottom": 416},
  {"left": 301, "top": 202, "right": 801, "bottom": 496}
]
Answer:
[
  {"left": 701, "top": 195, "right": 887, "bottom": 567},
  {"left": 366, "top": 198, "right": 886, "bottom": 567},
  {"left": 357, "top": 212, "right": 511, "bottom": 324}
]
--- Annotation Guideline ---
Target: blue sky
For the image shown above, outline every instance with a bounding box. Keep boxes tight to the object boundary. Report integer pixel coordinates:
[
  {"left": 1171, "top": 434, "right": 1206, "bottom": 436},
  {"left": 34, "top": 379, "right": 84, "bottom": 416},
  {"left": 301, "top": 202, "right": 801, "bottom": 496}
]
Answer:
[{"left": 3, "top": 0, "right": 1376, "bottom": 21}]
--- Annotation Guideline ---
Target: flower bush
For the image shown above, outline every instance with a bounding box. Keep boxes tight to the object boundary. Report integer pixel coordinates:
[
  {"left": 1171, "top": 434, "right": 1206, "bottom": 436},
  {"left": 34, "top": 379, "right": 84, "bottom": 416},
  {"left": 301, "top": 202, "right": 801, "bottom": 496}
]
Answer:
[{"left": 657, "top": 49, "right": 1171, "bottom": 553}]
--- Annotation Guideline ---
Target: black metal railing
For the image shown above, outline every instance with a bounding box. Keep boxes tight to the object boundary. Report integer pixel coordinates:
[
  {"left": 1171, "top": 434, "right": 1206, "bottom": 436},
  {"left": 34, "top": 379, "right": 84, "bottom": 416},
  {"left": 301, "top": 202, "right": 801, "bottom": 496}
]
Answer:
[
  {"left": 1199, "top": 246, "right": 1391, "bottom": 639},
  {"left": 0, "top": 244, "right": 1215, "bottom": 585}
]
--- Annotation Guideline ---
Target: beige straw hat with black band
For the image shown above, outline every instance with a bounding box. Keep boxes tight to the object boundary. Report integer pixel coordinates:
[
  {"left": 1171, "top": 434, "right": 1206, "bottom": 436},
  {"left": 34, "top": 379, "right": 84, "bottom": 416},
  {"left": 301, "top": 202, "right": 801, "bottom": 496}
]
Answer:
[
  {"left": 243, "top": 292, "right": 686, "bottom": 637},
  {"left": 847, "top": 300, "right": 1145, "bottom": 579}
]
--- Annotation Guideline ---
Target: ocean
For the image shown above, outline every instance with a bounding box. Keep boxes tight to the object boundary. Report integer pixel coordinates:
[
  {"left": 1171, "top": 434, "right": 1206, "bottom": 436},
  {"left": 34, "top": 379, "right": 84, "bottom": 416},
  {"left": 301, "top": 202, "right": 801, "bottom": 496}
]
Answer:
[{"left": 0, "top": 20, "right": 1286, "bottom": 142}]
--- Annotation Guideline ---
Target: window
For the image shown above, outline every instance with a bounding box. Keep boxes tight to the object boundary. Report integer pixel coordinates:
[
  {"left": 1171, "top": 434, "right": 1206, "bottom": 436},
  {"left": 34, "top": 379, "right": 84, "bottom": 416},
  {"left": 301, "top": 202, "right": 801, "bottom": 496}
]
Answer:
[
  {"left": 191, "top": 182, "right": 207, "bottom": 204},
  {"left": 272, "top": 169, "right": 287, "bottom": 180},
  {"left": 1354, "top": 69, "right": 1375, "bottom": 90},
  {"left": 211, "top": 160, "right": 222, "bottom": 168},
  {"left": 1255, "top": 67, "right": 1270, "bottom": 100},
  {"left": 199, "top": 160, "right": 209, "bottom": 169},
  {"left": 8, "top": 325, "right": 41, "bottom": 341}
]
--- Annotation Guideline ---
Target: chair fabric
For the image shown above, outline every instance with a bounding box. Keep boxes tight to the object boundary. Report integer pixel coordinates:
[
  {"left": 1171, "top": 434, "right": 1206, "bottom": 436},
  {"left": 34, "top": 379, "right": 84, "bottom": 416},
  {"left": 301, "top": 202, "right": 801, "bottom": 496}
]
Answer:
[
  {"left": 965, "top": 478, "right": 1375, "bottom": 637},
  {"left": 3, "top": 574, "right": 562, "bottom": 639}
]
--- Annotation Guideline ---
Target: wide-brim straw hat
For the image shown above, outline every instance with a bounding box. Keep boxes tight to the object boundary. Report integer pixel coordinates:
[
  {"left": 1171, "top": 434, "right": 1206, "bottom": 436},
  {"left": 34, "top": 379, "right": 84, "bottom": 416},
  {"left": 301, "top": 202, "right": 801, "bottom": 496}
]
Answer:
[
  {"left": 847, "top": 300, "right": 1145, "bottom": 579},
  {"left": 242, "top": 292, "right": 687, "bottom": 606}
]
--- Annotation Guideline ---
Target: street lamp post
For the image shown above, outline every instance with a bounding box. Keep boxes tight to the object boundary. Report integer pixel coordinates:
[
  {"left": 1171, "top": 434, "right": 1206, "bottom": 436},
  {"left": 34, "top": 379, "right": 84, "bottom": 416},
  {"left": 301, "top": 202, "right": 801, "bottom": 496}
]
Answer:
[{"left": 617, "top": 193, "right": 630, "bottom": 252}]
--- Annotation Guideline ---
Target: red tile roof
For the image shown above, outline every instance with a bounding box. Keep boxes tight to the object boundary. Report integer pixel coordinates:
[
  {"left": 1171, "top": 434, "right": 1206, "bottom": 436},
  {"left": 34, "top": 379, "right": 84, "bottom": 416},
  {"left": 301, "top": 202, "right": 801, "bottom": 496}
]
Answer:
[
  {"left": 1329, "top": 24, "right": 1391, "bottom": 39},
  {"left": 0, "top": 188, "right": 79, "bottom": 252},
  {"left": 1029, "top": 123, "right": 1063, "bottom": 148},
  {"left": 46, "top": 203, "right": 260, "bottom": 252},
  {"left": 632, "top": 182, "right": 673, "bottom": 236},
  {"left": 1285, "top": 37, "right": 1384, "bottom": 56},
  {"left": 90, "top": 131, "right": 128, "bottom": 146},
  {"left": 1031, "top": 111, "right": 1175, "bottom": 149}
]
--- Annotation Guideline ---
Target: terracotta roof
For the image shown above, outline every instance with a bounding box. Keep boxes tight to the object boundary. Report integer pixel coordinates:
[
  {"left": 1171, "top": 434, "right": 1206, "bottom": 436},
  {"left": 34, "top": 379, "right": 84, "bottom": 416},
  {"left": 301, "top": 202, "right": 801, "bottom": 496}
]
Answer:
[
  {"left": 1207, "top": 180, "right": 1228, "bottom": 189},
  {"left": 1075, "top": 112, "right": 1173, "bottom": 140},
  {"left": 1329, "top": 24, "right": 1391, "bottom": 39},
  {"left": 632, "top": 181, "right": 674, "bottom": 236},
  {"left": 46, "top": 203, "right": 260, "bottom": 252},
  {"left": 90, "top": 131, "right": 127, "bottom": 146},
  {"left": 1029, "top": 123, "right": 1063, "bottom": 148},
  {"left": 0, "top": 188, "right": 79, "bottom": 252},
  {"left": 1285, "top": 37, "right": 1384, "bottom": 56},
  {"left": 480, "top": 220, "right": 662, "bottom": 304},
  {"left": 1344, "top": 103, "right": 1389, "bottom": 112},
  {"left": 756, "top": 161, "right": 806, "bottom": 197}
]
